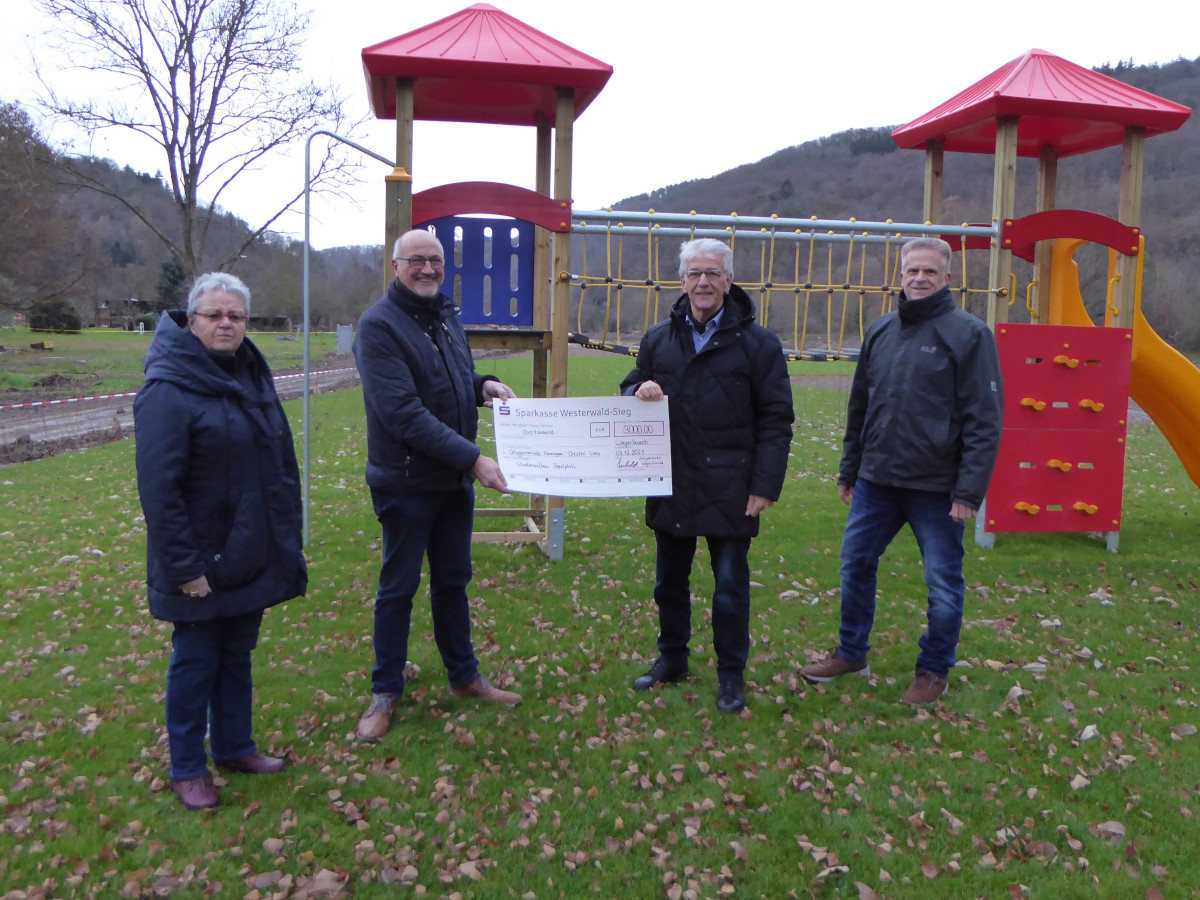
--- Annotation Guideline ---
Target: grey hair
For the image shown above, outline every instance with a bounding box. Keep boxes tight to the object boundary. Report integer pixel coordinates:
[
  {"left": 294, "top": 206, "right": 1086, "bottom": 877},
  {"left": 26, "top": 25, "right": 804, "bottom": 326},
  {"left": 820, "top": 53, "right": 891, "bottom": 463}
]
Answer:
[
  {"left": 900, "top": 237, "right": 953, "bottom": 274},
  {"left": 186, "top": 272, "right": 252, "bottom": 316},
  {"left": 678, "top": 238, "right": 734, "bottom": 280}
]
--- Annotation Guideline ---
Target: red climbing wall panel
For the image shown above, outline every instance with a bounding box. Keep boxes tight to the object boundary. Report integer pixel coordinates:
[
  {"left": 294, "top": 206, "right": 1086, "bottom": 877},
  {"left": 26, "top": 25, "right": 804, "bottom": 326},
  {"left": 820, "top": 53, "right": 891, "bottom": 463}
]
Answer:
[{"left": 986, "top": 323, "right": 1133, "bottom": 533}]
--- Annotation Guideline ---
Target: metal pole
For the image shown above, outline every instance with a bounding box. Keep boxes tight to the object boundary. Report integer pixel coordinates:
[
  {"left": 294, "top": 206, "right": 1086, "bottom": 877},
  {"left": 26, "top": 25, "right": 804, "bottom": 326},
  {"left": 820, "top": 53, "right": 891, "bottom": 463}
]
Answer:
[{"left": 302, "top": 130, "right": 395, "bottom": 545}]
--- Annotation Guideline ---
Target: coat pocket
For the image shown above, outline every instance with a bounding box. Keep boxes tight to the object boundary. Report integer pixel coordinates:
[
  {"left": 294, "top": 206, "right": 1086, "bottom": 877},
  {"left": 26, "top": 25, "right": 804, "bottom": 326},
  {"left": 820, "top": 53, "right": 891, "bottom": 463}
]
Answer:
[{"left": 207, "top": 491, "right": 270, "bottom": 589}]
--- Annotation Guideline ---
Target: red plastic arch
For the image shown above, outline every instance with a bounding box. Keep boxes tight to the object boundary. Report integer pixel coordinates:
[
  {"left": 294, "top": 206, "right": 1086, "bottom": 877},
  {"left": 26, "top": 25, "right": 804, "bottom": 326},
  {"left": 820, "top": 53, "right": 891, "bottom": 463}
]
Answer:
[
  {"left": 1001, "top": 210, "right": 1141, "bottom": 262},
  {"left": 412, "top": 182, "right": 572, "bottom": 233}
]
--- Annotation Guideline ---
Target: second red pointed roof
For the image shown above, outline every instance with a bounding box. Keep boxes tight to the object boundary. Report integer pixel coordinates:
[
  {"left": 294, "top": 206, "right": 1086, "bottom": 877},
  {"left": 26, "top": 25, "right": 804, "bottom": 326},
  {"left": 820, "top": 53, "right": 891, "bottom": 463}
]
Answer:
[
  {"left": 892, "top": 49, "right": 1191, "bottom": 158},
  {"left": 362, "top": 3, "right": 613, "bottom": 127}
]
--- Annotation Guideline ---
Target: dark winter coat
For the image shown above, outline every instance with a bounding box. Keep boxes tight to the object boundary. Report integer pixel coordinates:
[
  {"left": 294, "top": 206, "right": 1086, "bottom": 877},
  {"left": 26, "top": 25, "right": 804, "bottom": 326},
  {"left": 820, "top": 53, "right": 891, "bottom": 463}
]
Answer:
[
  {"left": 134, "top": 311, "right": 307, "bottom": 623},
  {"left": 839, "top": 286, "right": 1004, "bottom": 508},
  {"left": 620, "top": 286, "right": 795, "bottom": 538},
  {"left": 354, "top": 280, "right": 497, "bottom": 494}
]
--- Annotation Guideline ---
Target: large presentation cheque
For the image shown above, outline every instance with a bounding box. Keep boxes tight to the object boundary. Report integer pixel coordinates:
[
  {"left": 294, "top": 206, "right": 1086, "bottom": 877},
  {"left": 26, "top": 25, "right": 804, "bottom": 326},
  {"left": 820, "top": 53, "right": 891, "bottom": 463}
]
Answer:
[{"left": 492, "top": 397, "right": 672, "bottom": 498}]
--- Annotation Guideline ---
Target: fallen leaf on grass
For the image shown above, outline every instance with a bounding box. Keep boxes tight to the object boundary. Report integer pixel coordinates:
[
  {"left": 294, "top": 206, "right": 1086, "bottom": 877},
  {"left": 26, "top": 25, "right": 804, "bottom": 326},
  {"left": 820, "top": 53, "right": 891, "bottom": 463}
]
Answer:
[
  {"left": 1092, "top": 821, "right": 1126, "bottom": 843},
  {"left": 1029, "top": 841, "right": 1058, "bottom": 860},
  {"left": 940, "top": 808, "right": 964, "bottom": 835},
  {"left": 813, "top": 865, "right": 849, "bottom": 883},
  {"left": 292, "top": 868, "right": 348, "bottom": 899},
  {"left": 247, "top": 871, "right": 283, "bottom": 889}
]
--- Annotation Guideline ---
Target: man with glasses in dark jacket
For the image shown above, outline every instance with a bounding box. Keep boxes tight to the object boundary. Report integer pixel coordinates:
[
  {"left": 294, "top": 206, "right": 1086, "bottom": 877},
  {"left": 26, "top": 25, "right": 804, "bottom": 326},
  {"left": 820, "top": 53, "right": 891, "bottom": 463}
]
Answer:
[
  {"left": 621, "top": 238, "right": 794, "bottom": 714},
  {"left": 800, "top": 237, "right": 1003, "bottom": 705},
  {"left": 353, "top": 228, "right": 521, "bottom": 741}
]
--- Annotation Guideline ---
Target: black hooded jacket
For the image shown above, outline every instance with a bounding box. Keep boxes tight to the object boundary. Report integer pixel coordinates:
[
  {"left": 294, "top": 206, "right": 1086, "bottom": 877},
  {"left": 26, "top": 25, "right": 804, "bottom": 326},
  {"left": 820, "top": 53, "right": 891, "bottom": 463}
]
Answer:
[
  {"left": 620, "top": 285, "right": 794, "bottom": 538},
  {"left": 839, "top": 286, "right": 1004, "bottom": 507},
  {"left": 133, "top": 311, "right": 307, "bottom": 622},
  {"left": 354, "top": 280, "right": 498, "bottom": 494}
]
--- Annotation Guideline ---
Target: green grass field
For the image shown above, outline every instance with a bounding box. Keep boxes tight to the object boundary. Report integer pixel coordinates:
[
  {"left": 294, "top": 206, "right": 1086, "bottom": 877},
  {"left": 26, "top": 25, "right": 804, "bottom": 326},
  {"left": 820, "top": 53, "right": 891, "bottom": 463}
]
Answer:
[
  {"left": 1, "top": 354, "right": 1198, "bottom": 899},
  {"left": 0, "top": 327, "right": 342, "bottom": 396}
]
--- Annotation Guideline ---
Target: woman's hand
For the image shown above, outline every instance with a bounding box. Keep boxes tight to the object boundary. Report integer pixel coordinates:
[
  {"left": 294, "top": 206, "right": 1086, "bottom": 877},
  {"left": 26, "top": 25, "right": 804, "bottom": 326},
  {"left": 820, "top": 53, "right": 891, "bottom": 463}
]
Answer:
[{"left": 180, "top": 575, "right": 212, "bottom": 598}]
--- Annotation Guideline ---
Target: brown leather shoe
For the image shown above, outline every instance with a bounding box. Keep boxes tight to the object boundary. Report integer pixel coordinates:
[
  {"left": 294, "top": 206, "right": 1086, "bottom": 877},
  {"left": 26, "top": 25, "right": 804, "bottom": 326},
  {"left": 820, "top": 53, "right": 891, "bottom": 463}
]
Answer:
[
  {"left": 450, "top": 675, "right": 522, "bottom": 707},
  {"left": 215, "top": 753, "right": 285, "bottom": 774},
  {"left": 799, "top": 650, "right": 870, "bottom": 684},
  {"left": 170, "top": 773, "right": 218, "bottom": 810},
  {"left": 356, "top": 693, "right": 397, "bottom": 741},
  {"left": 899, "top": 670, "right": 949, "bottom": 705}
]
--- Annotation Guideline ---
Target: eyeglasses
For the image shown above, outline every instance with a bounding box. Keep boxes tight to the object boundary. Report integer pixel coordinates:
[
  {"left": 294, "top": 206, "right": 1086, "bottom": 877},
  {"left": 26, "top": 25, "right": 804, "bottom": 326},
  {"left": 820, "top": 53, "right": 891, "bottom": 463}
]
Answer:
[
  {"left": 683, "top": 268, "right": 726, "bottom": 282},
  {"left": 194, "top": 310, "right": 248, "bottom": 324},
  {"left": 396, "top": 255, "right": 446, "bottom": 269}
]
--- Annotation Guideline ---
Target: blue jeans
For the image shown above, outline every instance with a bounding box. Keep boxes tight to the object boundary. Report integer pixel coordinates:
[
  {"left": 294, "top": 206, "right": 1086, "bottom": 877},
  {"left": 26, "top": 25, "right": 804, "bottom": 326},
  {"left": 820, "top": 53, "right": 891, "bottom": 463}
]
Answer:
[
  {"left": 369, "top": 487, "right": 480, "bottom": 698},
  {"left": 166, "top": 610, "right": 263, "bottom": 781},
  {"left": 653, "top": 530, "right": 752, "bottom": 680},
  {"left": 837, "top": 479, "right": 965, "bottom": 677}
]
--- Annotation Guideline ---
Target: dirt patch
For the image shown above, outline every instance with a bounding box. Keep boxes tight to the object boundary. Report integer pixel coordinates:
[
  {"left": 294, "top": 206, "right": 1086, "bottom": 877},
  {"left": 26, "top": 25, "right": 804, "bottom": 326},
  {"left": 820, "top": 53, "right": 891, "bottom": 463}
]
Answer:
[
  {"left": 32, "top": 372, "right": 100, "bottom": 391},
  {"left": 0, "top": 429, "right": 129, "bottom": 465}
]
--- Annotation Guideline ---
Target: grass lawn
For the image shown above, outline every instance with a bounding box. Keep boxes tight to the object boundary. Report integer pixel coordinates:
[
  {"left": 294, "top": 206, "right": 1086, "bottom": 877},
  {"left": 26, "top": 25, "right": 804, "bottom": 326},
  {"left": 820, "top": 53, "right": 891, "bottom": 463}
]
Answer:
[
  {"left": 1, "top": 355, "right": 1198, "bottom": 899},
  {"left": 0, "top": 327, "right": 342, "bottom": 397}
]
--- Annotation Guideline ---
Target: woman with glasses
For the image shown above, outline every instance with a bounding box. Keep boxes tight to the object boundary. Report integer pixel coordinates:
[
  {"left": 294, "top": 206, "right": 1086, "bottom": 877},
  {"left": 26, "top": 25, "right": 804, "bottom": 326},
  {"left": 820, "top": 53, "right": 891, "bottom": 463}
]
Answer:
[{"left": 134, "top": 272, "right": 307, "bottom": 810}]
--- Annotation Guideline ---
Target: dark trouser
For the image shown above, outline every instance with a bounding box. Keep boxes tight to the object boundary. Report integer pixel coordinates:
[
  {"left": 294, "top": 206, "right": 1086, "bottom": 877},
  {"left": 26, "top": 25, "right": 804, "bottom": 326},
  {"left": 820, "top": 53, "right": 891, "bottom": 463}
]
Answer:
[
  {"left": 837, "top": 478, "right": 966, "bottom": 677},
  {"left": 166, "top": 609, "right": 264, "bottom": 781},
  {"left": 369, "top": 486, "right": 480, "bottom": 698},
  {"left": 653, "top": 530, "right": 752, "bottom": 680}
]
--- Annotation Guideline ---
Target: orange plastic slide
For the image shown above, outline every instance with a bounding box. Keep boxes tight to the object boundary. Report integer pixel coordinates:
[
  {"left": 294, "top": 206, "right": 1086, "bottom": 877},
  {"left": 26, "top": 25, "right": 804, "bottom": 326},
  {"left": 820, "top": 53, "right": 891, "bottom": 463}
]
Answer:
[{"left": 1048, "top": 239, "right": 1200, "bottom": 488}]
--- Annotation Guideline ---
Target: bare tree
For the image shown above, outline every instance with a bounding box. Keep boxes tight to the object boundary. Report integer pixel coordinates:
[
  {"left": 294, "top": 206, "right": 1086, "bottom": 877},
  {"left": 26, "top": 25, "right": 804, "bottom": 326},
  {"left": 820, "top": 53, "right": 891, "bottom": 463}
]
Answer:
[
  {"left": 35, "top": 0, "right": 358, "bottom": 279},
  {"left": 0, "top": 100, "right": 94, "bottom": 313}
]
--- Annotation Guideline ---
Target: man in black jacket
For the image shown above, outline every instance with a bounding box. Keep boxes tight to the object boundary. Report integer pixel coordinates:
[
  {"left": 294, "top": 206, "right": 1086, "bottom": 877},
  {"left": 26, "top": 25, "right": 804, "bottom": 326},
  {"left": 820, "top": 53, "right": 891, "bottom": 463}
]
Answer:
[
  {"left": 801, "top": 237, "right": 1003, "bottom": 705},
  {"left": 353, "top": 228, "right": 521, "bottom": 741},
  {"left": 621, "top": 238, "right": 794, "bottom": 714}
]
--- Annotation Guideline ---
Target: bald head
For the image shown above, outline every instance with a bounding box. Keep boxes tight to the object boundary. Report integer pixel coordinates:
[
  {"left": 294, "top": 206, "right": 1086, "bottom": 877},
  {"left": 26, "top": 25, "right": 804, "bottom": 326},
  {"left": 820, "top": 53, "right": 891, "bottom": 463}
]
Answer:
[{"left": 392, "top": 229, "right": 446, "bottom": 299}]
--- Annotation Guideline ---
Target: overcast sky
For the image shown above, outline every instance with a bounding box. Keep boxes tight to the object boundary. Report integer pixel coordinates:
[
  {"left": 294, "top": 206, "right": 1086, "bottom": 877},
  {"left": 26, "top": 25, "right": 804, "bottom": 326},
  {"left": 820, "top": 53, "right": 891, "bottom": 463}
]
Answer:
[{"left": 3, "top": 0, "right": 1197, "bottom": 250}]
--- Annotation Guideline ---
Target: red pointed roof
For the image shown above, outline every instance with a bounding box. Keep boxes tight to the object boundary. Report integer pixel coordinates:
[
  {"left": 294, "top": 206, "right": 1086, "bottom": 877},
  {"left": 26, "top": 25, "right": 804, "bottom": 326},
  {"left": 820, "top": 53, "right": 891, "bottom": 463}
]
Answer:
[
  {"left": 892, "top": 49, "right": 1191, "bottom": 158},
  {"left": 362, "top": 3, "right": 613, "bottom": 126}
]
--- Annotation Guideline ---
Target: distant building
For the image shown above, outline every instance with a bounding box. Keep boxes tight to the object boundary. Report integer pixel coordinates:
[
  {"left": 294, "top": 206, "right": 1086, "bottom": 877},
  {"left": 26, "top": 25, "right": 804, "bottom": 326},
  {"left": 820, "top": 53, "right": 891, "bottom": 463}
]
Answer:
[{"left": 249, "top": 315, "right": 293, "bottom": 332}]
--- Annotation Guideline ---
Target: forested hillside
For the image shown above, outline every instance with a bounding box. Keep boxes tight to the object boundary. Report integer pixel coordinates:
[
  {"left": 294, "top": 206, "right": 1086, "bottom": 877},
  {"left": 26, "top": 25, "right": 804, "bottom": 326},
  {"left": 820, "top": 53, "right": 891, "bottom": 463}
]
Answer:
[
  {"left": 600, "top": 56, "right": 1200, "bottom": 347},
  {"left": 0, "top": 102, "right": 382, "bottom": 330},
  {"left": 2, "top": 56, "right": 1197, "bottom": 344}
]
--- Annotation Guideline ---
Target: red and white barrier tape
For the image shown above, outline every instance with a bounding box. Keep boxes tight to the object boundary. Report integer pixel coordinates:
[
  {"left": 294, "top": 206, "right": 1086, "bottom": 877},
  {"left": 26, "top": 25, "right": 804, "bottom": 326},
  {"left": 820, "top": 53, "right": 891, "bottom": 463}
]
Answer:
[{"left": 0, "top": 367, "right": 356, "bottom": 411}]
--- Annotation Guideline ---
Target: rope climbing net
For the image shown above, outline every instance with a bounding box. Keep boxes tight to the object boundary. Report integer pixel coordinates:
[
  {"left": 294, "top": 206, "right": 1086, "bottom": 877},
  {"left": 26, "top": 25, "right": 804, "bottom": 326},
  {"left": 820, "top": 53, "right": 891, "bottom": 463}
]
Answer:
[{"left": 570, "top": 211, "right": 997, "bottom": 359}]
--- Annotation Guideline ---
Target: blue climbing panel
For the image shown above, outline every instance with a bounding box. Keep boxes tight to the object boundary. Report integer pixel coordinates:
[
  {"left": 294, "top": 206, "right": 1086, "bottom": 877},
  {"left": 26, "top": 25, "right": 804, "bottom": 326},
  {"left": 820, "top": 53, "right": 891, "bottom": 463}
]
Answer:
[{"left": 424, "top": 216, "right": 535, "bottom": 327}]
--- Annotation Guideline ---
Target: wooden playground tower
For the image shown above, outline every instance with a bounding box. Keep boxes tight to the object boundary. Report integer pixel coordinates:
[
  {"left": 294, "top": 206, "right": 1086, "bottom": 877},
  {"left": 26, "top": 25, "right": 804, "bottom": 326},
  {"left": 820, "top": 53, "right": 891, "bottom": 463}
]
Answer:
[
  {"left": 360, "top": 4, "right": 613, "bottom": 561},
  {"left": 892, "top": 49, "right": 1191, "bottom": 549}
]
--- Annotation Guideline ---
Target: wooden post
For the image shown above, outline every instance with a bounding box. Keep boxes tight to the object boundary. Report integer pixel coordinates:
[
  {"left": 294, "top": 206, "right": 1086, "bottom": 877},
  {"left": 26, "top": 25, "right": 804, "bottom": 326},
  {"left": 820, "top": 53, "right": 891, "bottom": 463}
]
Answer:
[
  {"left": 1032, "top": 143, "right": 1058, "bottom": 323},
  {"left": 987, "top": 116, "right": 1019, "bottom": 328},
  {"left": 1114, "top": 126, "right": 1145, "bottom": 329},
  {"left": 540, "top": 87, "right": 575, "bottom": 541},
  {"left": 533, "top": 113, "right": 552, "bottom": 401},
  {"left": 923, "top": 139, "right": 944, "bottom": 225},
  {"left": 550, "top": 87, "right": 574, "bottom": 400},
  {"left": 383, "top": 78, "right": 415, "bottom": 287}
]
